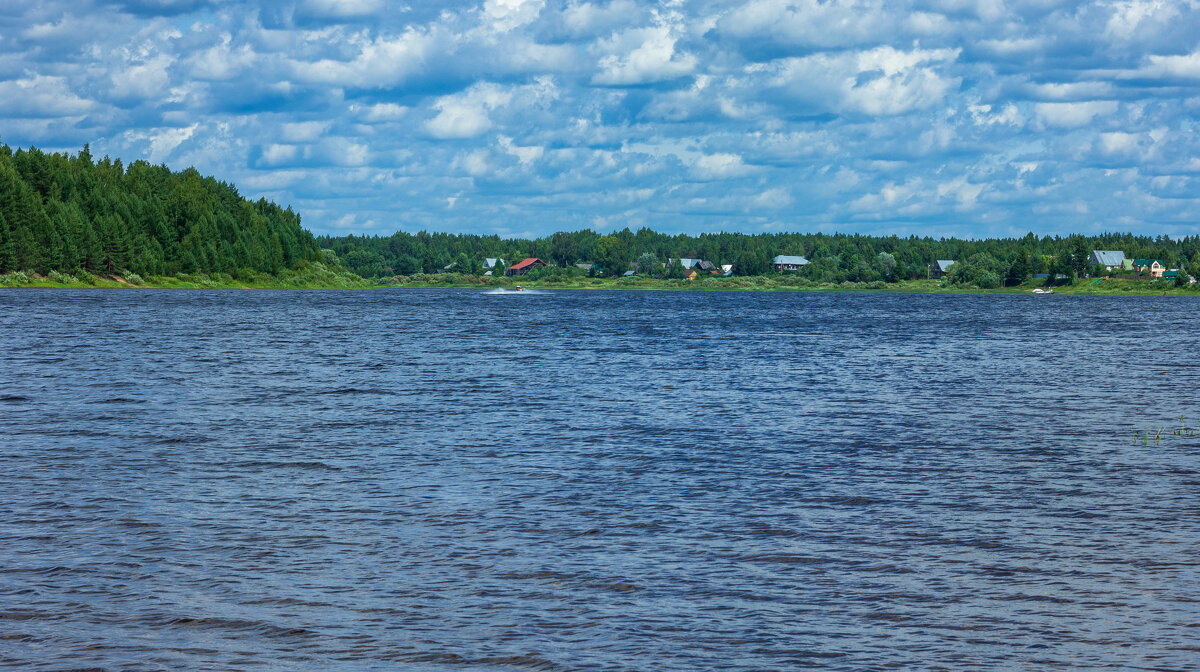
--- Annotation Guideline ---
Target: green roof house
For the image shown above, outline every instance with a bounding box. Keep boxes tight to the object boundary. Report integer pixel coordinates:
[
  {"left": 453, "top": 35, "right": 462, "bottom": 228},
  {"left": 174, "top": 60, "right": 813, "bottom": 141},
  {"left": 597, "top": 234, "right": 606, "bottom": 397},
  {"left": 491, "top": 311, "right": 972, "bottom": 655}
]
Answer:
[{"left": 1133, "top": 259, "right": 1166, "bottom": 278}]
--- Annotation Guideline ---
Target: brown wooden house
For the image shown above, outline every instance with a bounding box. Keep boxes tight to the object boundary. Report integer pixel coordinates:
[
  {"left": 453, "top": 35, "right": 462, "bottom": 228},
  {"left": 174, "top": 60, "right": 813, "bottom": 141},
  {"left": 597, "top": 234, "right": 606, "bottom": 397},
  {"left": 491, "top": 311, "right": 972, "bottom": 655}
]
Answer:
[{"left": 505, "top": 258, "right": 548, "bottom": 276}]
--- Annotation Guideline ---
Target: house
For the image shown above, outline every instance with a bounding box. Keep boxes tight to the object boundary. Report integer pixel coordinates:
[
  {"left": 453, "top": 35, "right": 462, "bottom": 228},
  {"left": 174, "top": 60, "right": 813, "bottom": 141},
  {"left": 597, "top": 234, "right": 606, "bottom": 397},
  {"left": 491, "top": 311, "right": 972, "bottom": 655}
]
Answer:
[
  {"left": 772, "top": 255, "right": 809, "bottom": 272},
  {"left": 1089, "top": 250, "right": 1125, "bottom": 270},
  {"left": 505, "top": 257, "right": 548, "bottom": 276},
  {"left": 575, "top": 262, "right": 597, "bottom": 273},
  {"left": 668, "top": 258, "right": 701, "bottom": 269},
  {"left": 721, "top": 264, "right": 733, "bottom": 277},
  {"left": 928, "top": 260, "right": 956, "bottom": 278},
  {"left": 1132, "top": 259, "right": 1166, "bottom": 278},
  {"left": 682, "top": 269, "right": 698, "bottom": 280},
  {"left": 482, "top": 258, "right": 506, "bottom": 270},
  {"left": 695, "top": 260, "right": 717, "bottom": 272}
]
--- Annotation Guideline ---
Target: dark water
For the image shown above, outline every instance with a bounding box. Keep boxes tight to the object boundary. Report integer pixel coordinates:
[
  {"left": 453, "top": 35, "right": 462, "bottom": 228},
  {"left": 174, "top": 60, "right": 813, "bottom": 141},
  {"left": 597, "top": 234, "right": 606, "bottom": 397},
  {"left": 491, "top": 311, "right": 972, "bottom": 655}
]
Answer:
[{"left": 1, "top": 289, "right": 1197, "bottom": 671}]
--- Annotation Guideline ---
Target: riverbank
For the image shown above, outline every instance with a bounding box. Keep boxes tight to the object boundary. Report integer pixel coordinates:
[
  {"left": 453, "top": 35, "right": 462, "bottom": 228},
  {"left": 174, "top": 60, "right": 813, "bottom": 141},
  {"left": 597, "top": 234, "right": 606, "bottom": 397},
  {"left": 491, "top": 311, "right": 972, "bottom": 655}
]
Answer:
[{"left": 3, "top": 267, "right": 1196, "bottom": 296}]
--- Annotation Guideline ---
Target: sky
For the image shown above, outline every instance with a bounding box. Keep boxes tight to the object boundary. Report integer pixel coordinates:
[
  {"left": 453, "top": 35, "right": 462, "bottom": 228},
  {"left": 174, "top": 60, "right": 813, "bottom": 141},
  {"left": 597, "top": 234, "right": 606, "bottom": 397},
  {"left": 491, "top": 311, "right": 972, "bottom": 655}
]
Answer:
[{"left": 1, "top": 0, "right": 1198, "bottom": 238}]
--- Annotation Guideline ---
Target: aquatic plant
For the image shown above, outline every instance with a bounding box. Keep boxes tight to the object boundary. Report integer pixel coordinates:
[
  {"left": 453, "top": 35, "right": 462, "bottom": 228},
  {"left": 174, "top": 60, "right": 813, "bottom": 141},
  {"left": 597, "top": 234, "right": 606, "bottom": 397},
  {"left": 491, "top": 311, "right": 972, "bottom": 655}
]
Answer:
[{"left": 1132, "top": 417, "right": 1197, "bottom": 445}]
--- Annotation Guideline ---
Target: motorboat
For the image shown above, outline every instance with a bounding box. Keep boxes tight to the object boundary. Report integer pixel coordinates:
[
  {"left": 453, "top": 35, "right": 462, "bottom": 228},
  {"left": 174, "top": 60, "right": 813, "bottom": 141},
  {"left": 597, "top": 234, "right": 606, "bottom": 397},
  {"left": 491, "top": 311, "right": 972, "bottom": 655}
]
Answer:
[{"left": 1032, "top": 288, "right": 1053, "bottom": 294}]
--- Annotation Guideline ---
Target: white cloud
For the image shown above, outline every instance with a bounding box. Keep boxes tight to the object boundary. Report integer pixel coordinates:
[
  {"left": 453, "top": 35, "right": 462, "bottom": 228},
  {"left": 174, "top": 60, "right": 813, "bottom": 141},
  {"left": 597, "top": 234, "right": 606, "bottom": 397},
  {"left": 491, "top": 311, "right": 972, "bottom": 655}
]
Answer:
[
  {"left": 720, "top": 0, "right": 889, "bottom": 50},
  {"left": 260, "top": 144, "right": 301, "bottom": 166},
  {"left": 690, "top": 153, "right": 755, "bottom": 180},
  {"left": 968, "top": 103, "right": 1023, "bottom": 126},
  {"left": 1025, "top": 81, "right": 1115, "bottom": 101},
  {"left": 188, "top": 37, "right": 257, "bottom": 81},
  {"left": 562, "top": 0, "right": 641, "bottom": 37},
  {"left": 351, "top": 103, "right": 409, "bottom": 122},
  {"left": 123, "top": 124, "right": 199, "bottom": 163},
  {"left": 299, "top": 0, "right": 384, "bottom": 19},
  {"left": 1105, "top": 0, "right": 1179, "bottom": 39},
  {"left": 111, "top": 54, "right": 175, "bottom": 101},
  {"left": 281, "top": 121, "right": 330, "bottom": 142},
  {"left": 1034, "top": 100, "right": 1119, "bottom": 127},
  {"left": 292, "top": 28, "right": 434, "bottom": 87},
  {"left": 0, "top": 76, "right": 94, "bottom": 117},
  {"left": 750, "top": 187, "right": 792, "bottom": 209},
  {"left": 591, "top": 25, "right": 697, "bottom": 85},
  {"left": 771, "top": 46, "right": 961, "bottom": 115},
  {"left": 1137, "top": 51, "right": 1200, "bottom": 79},
  {"left": 484, "top": 0, "right": 545, "bottom": 31},
  {"left": 424, "top": 82, "right": 514, "bottom": 139},
  {"left": 976, "top": 37, "right": 1043, "bottom": 56},
  {"left": 497, "top": 135, "right": 544, "bottom": 166}
]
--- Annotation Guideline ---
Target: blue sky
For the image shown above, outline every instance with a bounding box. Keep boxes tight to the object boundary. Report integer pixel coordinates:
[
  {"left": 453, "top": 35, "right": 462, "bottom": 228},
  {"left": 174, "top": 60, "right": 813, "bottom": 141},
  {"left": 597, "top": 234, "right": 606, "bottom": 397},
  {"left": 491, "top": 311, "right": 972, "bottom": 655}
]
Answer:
[{"left": 1, "top": 0, "right": 1197, "bottom": 238}]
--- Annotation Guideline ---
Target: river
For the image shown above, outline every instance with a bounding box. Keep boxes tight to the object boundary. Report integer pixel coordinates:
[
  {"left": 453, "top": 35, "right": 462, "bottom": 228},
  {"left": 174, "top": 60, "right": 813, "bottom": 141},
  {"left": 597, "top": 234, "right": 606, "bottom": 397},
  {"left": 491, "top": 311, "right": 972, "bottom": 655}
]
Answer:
[{"left": 1, "top": 289, "right": 1197, "bottom": 670}]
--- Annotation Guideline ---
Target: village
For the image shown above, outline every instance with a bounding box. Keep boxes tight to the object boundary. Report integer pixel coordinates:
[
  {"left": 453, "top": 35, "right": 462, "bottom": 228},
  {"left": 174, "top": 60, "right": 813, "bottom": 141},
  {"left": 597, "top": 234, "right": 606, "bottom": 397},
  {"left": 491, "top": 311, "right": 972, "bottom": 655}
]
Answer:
[
  {"left": 466, "top": 250, "right": 1196, "bottom": 286},
  {"left": 473, "top": 255, "right": 794, "bottom": 278}
]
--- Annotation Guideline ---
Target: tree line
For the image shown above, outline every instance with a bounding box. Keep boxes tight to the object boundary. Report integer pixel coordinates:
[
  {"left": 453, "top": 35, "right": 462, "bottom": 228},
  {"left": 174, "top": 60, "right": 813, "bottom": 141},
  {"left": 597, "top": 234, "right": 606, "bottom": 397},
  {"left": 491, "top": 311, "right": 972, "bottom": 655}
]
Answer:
[
  {"left": 319, "top": 227, "right": 1200, "bottom": 286},
  {"left": 4, "top": 143, "right": 1197, "bottom": 287},
  {"left": 0, "top": 143, "right": 319, "bottom": 277}
]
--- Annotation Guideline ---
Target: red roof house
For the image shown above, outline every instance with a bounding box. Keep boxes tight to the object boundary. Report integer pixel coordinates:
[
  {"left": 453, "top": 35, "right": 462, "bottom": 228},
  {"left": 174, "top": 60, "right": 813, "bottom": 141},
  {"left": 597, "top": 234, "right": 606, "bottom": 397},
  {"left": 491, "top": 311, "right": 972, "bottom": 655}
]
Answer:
[{"left": 504, "top": 257, "right": 548, "bottom": 276}]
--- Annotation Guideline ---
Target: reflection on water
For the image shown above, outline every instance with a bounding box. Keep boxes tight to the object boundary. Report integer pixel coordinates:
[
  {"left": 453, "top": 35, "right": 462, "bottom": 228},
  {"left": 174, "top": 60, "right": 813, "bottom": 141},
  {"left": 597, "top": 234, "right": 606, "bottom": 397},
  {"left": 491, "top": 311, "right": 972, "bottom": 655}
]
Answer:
[{"left": 1, "top": 289, "right": 1197, "bottom": 671}]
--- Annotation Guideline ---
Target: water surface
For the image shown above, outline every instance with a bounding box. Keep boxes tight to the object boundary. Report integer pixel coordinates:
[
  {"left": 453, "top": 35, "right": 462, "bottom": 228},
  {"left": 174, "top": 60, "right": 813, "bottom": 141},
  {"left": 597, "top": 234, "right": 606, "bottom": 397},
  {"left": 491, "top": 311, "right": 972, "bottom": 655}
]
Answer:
[{"left": 1, "top": 289, "right": 1197, "bottom": 670}]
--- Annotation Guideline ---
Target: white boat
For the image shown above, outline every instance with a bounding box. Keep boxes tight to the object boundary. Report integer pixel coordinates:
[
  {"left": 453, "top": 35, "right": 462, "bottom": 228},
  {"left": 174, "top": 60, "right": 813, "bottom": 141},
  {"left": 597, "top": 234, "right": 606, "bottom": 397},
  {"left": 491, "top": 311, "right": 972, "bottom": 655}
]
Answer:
[{"left": 1032, "top": 288, "right": 1053, "bottom": 294}]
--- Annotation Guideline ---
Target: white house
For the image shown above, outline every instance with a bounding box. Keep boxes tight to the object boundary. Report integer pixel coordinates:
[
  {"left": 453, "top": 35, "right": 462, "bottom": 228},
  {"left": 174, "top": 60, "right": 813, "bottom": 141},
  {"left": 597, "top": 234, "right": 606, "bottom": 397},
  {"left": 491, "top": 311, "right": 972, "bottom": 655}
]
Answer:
[
  {"left": 1089, "top": 250, "right": 1125, "bottom": 270},
  {"left": 772, "top": 255, "right": 809, "bottom": 272}
]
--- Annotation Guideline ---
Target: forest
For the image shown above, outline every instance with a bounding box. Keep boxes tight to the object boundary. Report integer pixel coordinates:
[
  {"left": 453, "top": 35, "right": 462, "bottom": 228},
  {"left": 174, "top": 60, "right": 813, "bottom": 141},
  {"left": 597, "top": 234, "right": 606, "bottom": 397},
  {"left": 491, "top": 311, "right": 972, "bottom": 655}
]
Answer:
[
  {"left": 2, "top": 143, "right": 1198, "bottom": 288},
  {"left": 318, "top": 227, "right": 1200, "bottom": 287},
  {"left": 0, "top": 143, "right": 319, "bottom": 278}
]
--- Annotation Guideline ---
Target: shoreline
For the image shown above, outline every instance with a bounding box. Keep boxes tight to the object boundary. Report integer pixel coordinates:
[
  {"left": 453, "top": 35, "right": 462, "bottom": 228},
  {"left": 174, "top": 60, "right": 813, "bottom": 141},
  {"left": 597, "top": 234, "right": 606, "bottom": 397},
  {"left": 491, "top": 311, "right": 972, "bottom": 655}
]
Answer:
[{"left": 3, "top": 274, "right": 1196, "bottom": 296}]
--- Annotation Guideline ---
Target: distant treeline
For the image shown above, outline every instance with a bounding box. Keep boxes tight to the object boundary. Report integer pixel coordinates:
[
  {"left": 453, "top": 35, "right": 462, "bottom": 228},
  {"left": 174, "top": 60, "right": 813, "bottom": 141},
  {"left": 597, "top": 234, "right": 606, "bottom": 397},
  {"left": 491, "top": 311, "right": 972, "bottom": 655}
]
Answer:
[
  {"left": 4, "top": 143, "right": 1199, "bottom": 287},
  {"left": 319, "top": 228, "right": 1200, "bottom": 287},
  {"left": 0, "top": 143, "right": 319, "bottom": 276}
]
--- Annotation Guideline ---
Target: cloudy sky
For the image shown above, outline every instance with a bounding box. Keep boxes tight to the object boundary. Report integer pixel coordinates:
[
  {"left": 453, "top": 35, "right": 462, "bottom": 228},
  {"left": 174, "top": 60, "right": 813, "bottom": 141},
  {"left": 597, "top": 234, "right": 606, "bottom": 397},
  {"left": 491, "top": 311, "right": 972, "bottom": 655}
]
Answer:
[{"left": 2, "top": 0, "right": 1198, "bottom": 237}]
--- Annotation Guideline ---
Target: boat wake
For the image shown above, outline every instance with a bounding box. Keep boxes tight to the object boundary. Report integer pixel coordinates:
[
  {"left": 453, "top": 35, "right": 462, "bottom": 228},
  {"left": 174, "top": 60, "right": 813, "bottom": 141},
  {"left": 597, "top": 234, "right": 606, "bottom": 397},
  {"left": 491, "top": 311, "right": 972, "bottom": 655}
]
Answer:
[{"left": 482, "top": 288, "right": 546, "bottom": 295}]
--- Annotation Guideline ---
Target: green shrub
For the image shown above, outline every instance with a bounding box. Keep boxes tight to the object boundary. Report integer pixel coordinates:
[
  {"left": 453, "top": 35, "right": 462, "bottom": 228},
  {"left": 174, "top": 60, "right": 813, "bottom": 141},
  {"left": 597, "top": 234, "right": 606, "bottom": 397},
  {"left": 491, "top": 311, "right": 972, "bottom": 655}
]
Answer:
[
  {"left": 1, "top": 271, "right": 32, "bottom": 287},
  {"left": 48, "top": 270, "right": 78, "bottom": 285},
  {"left": 122, "top": 271, "right": 145, "bottom": 285},
  {"left": 977, "top": 272, "right": 1001, "bottom": 289}
]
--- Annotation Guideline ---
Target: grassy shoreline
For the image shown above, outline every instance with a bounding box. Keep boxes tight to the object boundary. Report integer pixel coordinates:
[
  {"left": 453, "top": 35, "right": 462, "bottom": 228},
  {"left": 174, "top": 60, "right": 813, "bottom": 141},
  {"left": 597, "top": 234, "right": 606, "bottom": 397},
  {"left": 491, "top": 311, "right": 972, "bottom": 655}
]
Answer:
[{"left": 3, "top": 267, "right": 1197, "bottom": 296}]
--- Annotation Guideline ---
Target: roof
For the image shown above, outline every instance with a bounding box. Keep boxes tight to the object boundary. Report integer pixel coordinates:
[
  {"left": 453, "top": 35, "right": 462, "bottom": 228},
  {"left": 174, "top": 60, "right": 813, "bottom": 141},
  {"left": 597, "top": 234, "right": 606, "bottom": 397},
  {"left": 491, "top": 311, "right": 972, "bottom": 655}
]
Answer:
[
  {"left": 696, "top": 260, "right": 716, "bottom": 271},
  {"left": 483, "top": 257, "right": 505, "bottom": 268},
  {"left": 721, "top": 264, "right": 733, "bottom": 273},
  {"left": 773, "top": 255, "right": 809, "bottom": 265},
  {"left": 508, "top": 257, "right": 543, "bottom": 271},
  {"left": 1133, "top": 259, "right": 1164, "bottom": 266},
  {"left": 1163, "top": 270, "right": 1180, "bottom": 277},
  {"left": 575, "top": 263, "right": 595, "bottom": 270},
  {"left": 1091, "top": 250, "right": 1125, "bottom": 266},
  {"left": 671, "top": 258, "right": 701, "bottom": 268},
  {"left": 933, "top": 260, "right": 956, "bottom": 272},
  {"left": 622, "top": 270, "right": 636, "bottom": 276}
]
